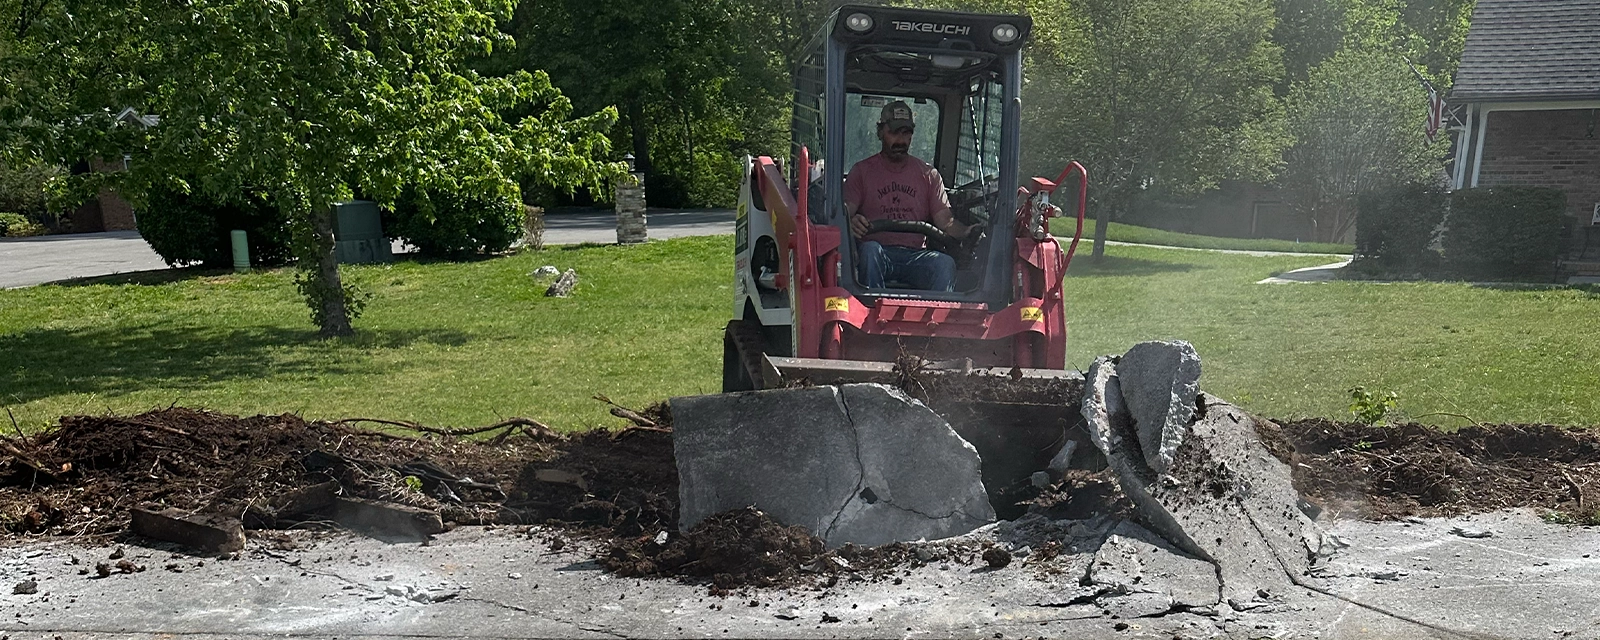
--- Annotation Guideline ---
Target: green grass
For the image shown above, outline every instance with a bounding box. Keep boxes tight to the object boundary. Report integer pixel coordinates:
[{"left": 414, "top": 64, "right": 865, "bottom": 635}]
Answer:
[
  {"left": 1062, "top": 220, "right": 1354, "bottom": 255},
  {"left": 3, "top": 235, "right": 1597, "bottom": 431},
  {"left": 0, "top": 238, "right": 730, "bottom": 432}
]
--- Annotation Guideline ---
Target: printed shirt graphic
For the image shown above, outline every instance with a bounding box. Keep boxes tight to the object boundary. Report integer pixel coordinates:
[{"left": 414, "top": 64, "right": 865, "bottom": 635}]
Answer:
[{"left": 845, "top": 153, "right": 950, "bottom": 248}]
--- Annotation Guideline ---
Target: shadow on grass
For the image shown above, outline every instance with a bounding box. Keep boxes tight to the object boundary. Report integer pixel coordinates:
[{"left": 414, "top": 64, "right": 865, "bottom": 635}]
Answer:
[
  {"left": 0, "top": 324, "right": 471, "bottom": 406},
  {"left": 1064, "top": 255, "right": 1201, "bottom": 278},
  {"left": 50, "top": 266, "right": 233, "bottom": 287}
]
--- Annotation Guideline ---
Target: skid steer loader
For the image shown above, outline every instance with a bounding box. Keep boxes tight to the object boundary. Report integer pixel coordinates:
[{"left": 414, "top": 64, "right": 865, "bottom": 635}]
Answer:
[{"left": 723, "top": 5, "right": 1095, "bottom": 514}]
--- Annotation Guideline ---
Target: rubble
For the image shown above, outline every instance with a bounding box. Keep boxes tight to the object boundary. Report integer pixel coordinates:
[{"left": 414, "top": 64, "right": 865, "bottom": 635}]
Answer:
[
  {"left": 672, "top": 384, "right": 993, "bottom": 548},
  {"left": 1081, "top": 344, "right": 1329, "bottom": 607},
  {"left": 330, "top": 497, "right": 446, "bottom": 541},
  {"left": 130, "top": 506, "right": 246, "bottom": 554},
  {"left": 1116, "top": 340, "right": 1201, "bottom": 475}
]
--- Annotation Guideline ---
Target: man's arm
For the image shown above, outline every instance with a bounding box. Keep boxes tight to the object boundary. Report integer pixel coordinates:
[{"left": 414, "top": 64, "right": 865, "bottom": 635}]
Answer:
[
  {"left": 927, "top": 168, "right": 969, "bottom": 239},
  {"left": 845, "top": 173, "right": 869, "bottom": 237}
]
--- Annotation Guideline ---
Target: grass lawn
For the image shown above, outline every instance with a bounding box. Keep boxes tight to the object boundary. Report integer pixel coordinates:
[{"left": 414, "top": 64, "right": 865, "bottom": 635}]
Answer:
[
  {"left": 3, "top": 235, "right": 1596, "bottom": 431},
  {"left": 1069, "top": 220, "right": 1354, "bottom": 255}
]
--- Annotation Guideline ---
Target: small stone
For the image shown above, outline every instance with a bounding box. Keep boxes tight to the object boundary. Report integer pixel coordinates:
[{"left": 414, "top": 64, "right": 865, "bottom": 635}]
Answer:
[
  {"left": 982, "top": 547, "right": 1012, "bottom": 569},
  {"left": 108, "top": 547, "right": 125, "bottom": 560},
  {"left": 545, "top": 269, "right": 578, "bottom": 297},
  {"left": 12, "top": 581, "right": 37, "bottom": 595},
  {"left": 1114, "top": 622, "right": 1131, "bottom": 631},
  {"left": 508, "top": 573, "right": 522, "bottom": 580},
  {"left": 374, "top": 574, "right": 395, "bottom": 582},
  {"left": 653, "top": 531, "right": 669, "bottom": 545},
  {"left": 775, "top": 607, "right": 800, "bottom": 620},
  {"left": 532, "top": 265, "right": 559, "bottom": 277}
]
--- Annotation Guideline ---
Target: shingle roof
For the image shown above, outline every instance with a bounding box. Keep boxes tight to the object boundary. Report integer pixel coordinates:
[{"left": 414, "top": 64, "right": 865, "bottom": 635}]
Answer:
[{"left": 1451, "top": 0, "right": 1600, "bottom": 102}]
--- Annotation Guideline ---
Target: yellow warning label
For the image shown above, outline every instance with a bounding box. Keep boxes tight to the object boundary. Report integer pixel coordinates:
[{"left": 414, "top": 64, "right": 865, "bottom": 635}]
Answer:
[
  {"left": 824, "top": 297, "right": 850, "bottom": 312},
  {"left": 1020, "top": 307, "right": 1044, "bottom": 322}
]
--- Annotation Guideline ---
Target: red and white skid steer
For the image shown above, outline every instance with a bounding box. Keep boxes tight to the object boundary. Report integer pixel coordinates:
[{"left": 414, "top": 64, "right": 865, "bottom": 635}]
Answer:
[{"left": 721, "top": 4, "right": 1099, "bottom": 513}]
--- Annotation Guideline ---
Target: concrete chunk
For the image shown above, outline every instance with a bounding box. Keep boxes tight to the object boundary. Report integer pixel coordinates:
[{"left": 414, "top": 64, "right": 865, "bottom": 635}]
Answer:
[
  {"left": 672, "top": 384, "right": 993, "bottom": 548},
  {"left": 1118, "top": 340, "right": 1201, "bottom": 474},
  {"left": 130, "top": 506, "right": 245, "bottom": 554},
  {"left": 1083, "top": 356, "right": 1326, "bottom": 607},
  {"left": 330, "top": 497, "right": 444, "bottom": 541}
]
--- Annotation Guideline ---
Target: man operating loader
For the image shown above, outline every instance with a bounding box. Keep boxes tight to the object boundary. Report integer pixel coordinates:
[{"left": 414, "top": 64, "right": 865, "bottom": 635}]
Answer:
[{"left": 846, "top": 100, "right": 972, "bottom": 291}]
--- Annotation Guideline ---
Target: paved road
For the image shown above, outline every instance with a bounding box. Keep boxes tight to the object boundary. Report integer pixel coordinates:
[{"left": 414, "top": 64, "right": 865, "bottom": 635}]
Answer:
[
  {"left": 0, "top": 231, "right": 171, "bottom": 289},
  {"left": 0, "top": 209, "right": 736, "bottom": 289}
]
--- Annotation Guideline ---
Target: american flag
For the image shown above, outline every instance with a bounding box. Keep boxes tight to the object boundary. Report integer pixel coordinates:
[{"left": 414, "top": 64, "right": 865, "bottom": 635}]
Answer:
[{"left": 1425, "top": 86, "right": 1446, "bottom": 143}]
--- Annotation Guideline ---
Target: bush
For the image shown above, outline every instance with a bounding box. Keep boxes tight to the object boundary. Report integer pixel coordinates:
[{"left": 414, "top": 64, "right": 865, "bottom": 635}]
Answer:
[
  {"left": 1353, "top": 183, "right": 1447, "bottom": 272},
  {"left": 137, "top": 184, "right": 293, "bottom": 268},
  {"left": 0, "top": 212, "right": 45, "bottom": 237},
  {"left": 384, "top": 186, "right": 524, "bottom": 258},
  {"left": 1444, "top": 187, "right": 1566, "bottom": 278}
]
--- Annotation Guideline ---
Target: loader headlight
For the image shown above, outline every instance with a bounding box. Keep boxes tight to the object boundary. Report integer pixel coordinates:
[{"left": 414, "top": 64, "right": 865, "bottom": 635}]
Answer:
[
  {"left": 992, "top": 23, "right": 1020, "bottom": 43},
  {"left": 845, "top": 12, "right": 874, "bottom": 33}
]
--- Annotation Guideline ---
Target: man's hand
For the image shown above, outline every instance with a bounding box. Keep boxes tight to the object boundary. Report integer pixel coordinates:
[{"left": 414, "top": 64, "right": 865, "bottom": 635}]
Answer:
[
  {"left": 850, "top": 214, "right": 870, "bottom": 238},
  {"left": 946, "top": 220, "right": 972, "bottom": 239}
]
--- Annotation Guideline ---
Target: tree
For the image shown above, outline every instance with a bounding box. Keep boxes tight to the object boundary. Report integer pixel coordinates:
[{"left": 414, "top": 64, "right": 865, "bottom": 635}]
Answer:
[
  {"left": 1020, "top": 0, "right": 1288, "bottom": 259},
  {"left": 1279, "top": 49, "right": 1443, "bottom": 241},
  {"left": 506, "top": 0, "right": 796, "bottom": 207},
  {"left": 2, "top": 0, "right": 619, "bottom": 336}
]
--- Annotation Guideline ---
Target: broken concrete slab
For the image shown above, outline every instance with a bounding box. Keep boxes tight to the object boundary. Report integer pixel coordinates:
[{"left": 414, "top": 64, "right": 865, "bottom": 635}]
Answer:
[
  {"left": 1117, "top": 340, "right": 1201, "bottom": 475},
  {"left": 1086, "top": 520, "right": 1219, "bottom": 611},
  {"left": 129, "top": 506, "right": 246, "bottom": 554},
  {"left": 672, "top": 384, "right": 993, "bottom": 548},
  {"left": 1083, "top": 358, "right": 1326, "bottom": 607},
  {"left": 329, "top": 497, "right": 445, "bottom": 541}
]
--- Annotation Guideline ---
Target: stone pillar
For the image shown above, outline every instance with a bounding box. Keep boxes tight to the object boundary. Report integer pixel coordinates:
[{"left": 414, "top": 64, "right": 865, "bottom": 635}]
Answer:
[{"left": 615, "top": 169, "right": 647, "bottom": 245}]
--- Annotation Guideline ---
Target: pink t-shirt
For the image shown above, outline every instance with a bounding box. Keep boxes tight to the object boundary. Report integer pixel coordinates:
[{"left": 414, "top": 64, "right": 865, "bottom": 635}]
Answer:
[{"left": 845, "top": 153, "right": 950, "bottom": 248}]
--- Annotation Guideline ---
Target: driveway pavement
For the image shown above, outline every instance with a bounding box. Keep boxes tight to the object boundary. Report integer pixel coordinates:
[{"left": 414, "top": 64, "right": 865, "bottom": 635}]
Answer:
[{"left": 0, "top": 209, "right": 736, "bottom": 289}]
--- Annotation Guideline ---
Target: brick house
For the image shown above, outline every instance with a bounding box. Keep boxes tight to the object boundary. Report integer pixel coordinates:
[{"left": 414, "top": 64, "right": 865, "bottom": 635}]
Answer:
[
  {"left": 1449, "top": 0, "right": 1600, "bottom": 274},
  {"left": 68, "top": 108, "right": 159, "bottom": 232}
]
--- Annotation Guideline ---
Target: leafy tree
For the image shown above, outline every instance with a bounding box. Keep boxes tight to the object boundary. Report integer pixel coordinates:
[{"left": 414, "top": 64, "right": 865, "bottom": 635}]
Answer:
[
  {"left": 3, "top": 0, "right": 619, "bottom": 336},
  {"left": 1020, "top": 0, "right": 1288, "bottom": 259},
  {"left": 506, "top": 0, "right": 795, "bottom": 207},
  {"left": 1280, "top": 49, "right": 1443, "bottom": 241}
]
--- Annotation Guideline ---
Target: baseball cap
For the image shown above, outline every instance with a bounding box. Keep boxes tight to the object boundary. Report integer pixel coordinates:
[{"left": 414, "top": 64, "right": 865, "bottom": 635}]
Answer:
[{"left": 879, "top": 100, "right": 915, "bottom": 131}]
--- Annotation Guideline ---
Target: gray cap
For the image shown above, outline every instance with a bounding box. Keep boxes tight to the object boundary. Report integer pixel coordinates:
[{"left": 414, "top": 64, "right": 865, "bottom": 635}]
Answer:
[{"left": 879, "top": 100, "right": 915, "bottom": 131}]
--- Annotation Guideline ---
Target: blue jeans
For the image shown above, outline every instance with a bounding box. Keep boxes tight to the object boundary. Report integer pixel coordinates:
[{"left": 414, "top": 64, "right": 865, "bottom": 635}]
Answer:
[{"left": 857, "top": 241, "right": 956, "bottom": 291}]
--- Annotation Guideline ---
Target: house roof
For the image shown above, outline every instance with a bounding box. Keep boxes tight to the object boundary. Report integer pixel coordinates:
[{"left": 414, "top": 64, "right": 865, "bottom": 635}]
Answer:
[{"left": 1451, "top": 0, "right": 1600, "bottom": 102}]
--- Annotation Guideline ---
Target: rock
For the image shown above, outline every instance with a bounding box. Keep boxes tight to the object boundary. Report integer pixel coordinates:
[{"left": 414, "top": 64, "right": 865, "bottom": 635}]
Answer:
[
  {"left": 330, "top": 497, "right": 444, "bottom": 541},
  {"left": 130, "top": 506, "right": 246, "bottom": 554},
  {"left": 1082, "top": 369, "right": 1329, "bottom": 607},
  {"left": 544, "top": 269, "right": 578, "bottom": 297},
  {"left": 13, "top": 580, "right": 38, "bottom": 595},
  {"left": 672, "top": 384, "right": 994, "bottom": 548},
  {"left": 983, "top": 547, "right": 1013, "bottom": 568},
  {"left": 1086, "top": 521, "right": 1219, "bottom": 610},
  {"left": 532, "top": 265, "right": 559, "bottom": 278},
  {"left": 1116, "top": 340, "right": 1201, "bottom": 474}
]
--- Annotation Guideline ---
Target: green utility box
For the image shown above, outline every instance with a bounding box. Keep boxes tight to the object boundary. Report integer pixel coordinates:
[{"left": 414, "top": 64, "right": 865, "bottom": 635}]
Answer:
[{"left": 332, "top": 200, "right": 393, "bottom": 264}]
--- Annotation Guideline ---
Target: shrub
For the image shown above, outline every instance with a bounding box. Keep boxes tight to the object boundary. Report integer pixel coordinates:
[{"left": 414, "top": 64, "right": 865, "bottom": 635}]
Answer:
[
  {"left": 0, "top": 212, "right": 45, "bottom": 237},
  {"left": 1444, "top": 186, "right": 1566, "bottom": 278},
  {"left": 1353, "top": 183, "right": 1447, "bottom": 272},
  {"left": 384, "top": 186, "right": 524, "bottom": 258},
  {"left": 137, "top": 184, "right": 293, "bottom": 268}
]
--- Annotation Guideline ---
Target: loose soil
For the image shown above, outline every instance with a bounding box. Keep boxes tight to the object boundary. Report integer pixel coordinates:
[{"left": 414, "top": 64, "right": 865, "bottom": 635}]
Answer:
[
  {"left": 5, "top": 407, "right": 1600, "bottom": 594},
  {"left": 1258, "top": 418, "right": 1600, "bottom": 520}
]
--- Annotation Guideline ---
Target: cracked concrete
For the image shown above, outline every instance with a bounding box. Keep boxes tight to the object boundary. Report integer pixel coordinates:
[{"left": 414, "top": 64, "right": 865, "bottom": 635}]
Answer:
[
  {"left": 673, "top": 384, "right": 992, "bottom": 548},
  {"left": 4, "top": 511, "right": 1597, "bottom": 639}
]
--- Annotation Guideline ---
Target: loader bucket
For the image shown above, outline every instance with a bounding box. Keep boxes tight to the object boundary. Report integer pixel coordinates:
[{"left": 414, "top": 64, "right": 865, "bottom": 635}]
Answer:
[{"left": 763, "top": 356, "right": 1102, "bottom": 517}]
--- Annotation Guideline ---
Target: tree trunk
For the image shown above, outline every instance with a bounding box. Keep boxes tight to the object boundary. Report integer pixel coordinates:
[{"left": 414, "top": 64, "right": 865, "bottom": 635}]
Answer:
[
  {"left": 628, "top": 100, "right": 652, "bottom": 176},
  {"left": 1091, "top": 207, "right": 1111, "bottom": 261},
  {"left": 313, "top": 206, "right": 353, "bottom": 338}
]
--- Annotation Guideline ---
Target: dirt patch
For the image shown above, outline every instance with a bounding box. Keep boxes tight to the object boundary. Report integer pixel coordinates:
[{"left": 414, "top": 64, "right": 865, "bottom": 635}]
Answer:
[{"left": 1259, "top": 418, "right": 1600, "bottom": 520}]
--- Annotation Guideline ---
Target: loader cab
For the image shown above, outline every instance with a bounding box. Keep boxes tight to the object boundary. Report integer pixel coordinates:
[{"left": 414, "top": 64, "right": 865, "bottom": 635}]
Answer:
[{"left": 792, "top": 5, "right": 1030, "bottom": 309}]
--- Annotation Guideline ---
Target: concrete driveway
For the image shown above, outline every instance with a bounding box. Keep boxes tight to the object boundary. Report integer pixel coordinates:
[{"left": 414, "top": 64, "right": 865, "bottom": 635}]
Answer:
[{"left": 0, "top": 209, "right": 735, "bottom": 289}]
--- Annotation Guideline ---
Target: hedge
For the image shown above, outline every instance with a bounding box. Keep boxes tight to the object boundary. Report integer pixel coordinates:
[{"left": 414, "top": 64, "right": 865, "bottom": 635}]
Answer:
[
  {"left": 1354, "top": 183, "right": 1447, "bottom": 272},
  {"left": 384, "top": 186, "right": 525, "bottom": 258},
  {"left": 1443, "top": 186, "right": 1566, "bottom": 278},
  {"left": 138, "top": 185, "right": 293, "bottom": 268}
]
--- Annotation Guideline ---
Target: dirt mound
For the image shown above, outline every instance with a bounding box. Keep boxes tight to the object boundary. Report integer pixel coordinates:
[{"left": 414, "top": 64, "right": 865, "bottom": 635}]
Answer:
[
  {"left": 1260, "top": 418, "right": 1600, "bottom": 520},
  {"left": 505, "top": 429, "right": 677, "bottom": 536}
]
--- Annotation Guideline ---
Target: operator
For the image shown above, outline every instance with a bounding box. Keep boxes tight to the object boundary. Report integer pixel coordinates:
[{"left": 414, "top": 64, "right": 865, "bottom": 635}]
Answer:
[{"left": 846, "top": 100, "right": 971, "bottom": 291}]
